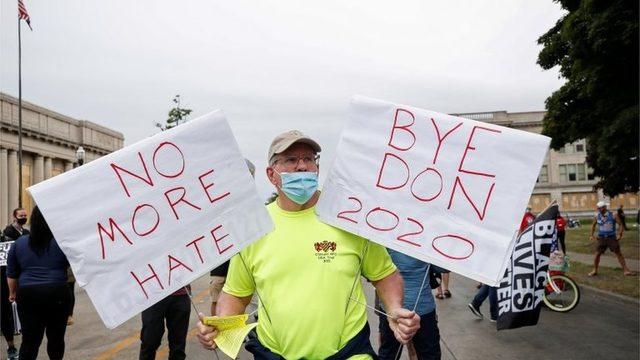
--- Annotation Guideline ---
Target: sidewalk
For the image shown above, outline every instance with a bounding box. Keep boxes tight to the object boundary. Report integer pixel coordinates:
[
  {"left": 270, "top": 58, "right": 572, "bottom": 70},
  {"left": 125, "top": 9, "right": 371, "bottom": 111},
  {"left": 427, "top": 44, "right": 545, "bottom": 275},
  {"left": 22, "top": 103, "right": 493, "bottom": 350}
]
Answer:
[{"left": 568, "top": 251, "right": 640, "bottom": 272}]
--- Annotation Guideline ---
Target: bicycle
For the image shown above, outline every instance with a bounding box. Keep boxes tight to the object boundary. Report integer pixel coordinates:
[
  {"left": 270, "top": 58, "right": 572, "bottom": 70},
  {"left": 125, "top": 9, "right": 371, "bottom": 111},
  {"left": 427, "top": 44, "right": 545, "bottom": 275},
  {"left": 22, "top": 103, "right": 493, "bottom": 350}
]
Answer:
[
  {"left": 542, "top": 252, "right": 580, "bottom": 312},
  {"left": 567, "top": 217, "right": 581, "bottom": 228}
]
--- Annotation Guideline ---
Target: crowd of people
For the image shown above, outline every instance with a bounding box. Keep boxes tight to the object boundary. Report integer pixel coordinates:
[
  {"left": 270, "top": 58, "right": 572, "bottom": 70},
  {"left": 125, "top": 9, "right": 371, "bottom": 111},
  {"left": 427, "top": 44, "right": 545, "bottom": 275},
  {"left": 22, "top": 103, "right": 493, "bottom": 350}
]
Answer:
[{"left": 1, "top": 130, "right": 637, "bottom": 360}]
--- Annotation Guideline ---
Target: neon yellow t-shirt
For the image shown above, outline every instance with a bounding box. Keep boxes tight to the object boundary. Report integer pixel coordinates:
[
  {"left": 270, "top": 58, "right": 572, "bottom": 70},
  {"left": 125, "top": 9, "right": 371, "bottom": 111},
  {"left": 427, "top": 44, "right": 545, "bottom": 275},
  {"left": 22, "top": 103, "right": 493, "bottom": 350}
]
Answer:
[{"left": 223, "top": 202, "right": 396, "bottom": 360}]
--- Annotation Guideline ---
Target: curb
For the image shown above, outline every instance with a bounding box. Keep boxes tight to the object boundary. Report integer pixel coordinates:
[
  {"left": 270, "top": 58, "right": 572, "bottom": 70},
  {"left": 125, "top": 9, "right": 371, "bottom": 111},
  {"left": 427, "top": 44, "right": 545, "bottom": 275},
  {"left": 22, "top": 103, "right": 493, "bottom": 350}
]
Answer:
[{"left": 579, "top": 282, "right": 640, "bottom": 305}]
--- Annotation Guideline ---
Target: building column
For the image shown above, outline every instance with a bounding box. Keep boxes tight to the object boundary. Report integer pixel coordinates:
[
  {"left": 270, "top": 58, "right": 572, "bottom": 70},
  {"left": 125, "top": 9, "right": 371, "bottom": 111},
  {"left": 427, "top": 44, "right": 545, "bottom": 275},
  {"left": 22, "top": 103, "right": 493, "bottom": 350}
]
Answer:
[
  {"left": 64, "top": 161, "right": 73, "bottom": 172},
  {"left": 44, "top": 157, "right": 53, "bottom": 180},
  {"left": 7, "top": 150, "right": 18, "bottom": 214},
  {"left": 551, "top": 189, "right": 563, "bottom": 211},
  {"left": 33, "top": 154, "right": 44, "bottom": 185},
  {"left": 0, "top": 149, "right": 8, "bottom": 227}
]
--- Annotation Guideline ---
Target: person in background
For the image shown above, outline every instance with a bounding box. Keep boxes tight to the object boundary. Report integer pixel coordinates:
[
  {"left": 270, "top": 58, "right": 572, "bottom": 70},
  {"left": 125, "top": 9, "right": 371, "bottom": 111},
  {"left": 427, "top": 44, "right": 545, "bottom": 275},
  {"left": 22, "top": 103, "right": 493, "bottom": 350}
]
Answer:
[
  {"left": 0, "top": 235, "right": 18, "bottom": 360},
  {"left": 139, "top": 285, "right": 191, "bottom": 360},
  {"left": 434, "top": 267, "right": 451, "bottom": 300},
  {"left": 379, "top": 250, "right": 441, "bottom": 360},
  {"left": 468, "top": 284, "right": 498, "bottom": 322},
  {"left": 556, "top": 213, "right": 567, "bottom": 253},
  {"left": 209, "top": 159, "right": 256, "bottom": 316},
  {"left": 0, "top": 208, "right": 28, "bottom": 360},
  {"left": 3, "top": 208, "right": 29, "bottom": 242},
  {"left": 468, "top": 206, "right": 537, "bottom": 323},
  {"left": 7, "top": 206, "right": 71, "bottom": 360},
  {"left": 520, "top": 206, "right": 535, "bottom": 233},
  {"left": 209, "top": 263, "right": 228, "bottom": 316},
  {"left": 617, "top": 205, "right": 628, "bottom": 231},
  {"left": 589, "top": 201, "right": 634, "bottom": 276}
]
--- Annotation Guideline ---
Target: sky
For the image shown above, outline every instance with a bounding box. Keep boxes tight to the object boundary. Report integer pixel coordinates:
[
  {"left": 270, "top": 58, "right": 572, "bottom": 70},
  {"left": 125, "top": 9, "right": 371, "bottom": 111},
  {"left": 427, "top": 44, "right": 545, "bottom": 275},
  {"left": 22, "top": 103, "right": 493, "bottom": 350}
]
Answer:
[{"left": 0, "top": 0, "right": 565, "bottom": 198}]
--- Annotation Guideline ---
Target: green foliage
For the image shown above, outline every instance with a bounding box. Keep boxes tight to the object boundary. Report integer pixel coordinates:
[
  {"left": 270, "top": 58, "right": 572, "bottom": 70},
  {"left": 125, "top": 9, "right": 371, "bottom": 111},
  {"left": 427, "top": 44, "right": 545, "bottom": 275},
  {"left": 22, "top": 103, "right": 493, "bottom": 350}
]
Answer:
[
  {"left": 156, "top": 95, "right": 192, "bottom": 131},
  {"left": 537, "top": 0, "right": 639, "bottom": 196}
]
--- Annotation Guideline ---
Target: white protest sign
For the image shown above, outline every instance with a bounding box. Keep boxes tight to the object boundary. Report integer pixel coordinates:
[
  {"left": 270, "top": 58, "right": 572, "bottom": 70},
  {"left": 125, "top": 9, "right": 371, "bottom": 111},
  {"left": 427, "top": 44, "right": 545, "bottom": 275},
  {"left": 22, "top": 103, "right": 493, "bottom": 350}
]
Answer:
[
  {"left": 317, "top": 96, "right": 550, "bottom": 285},
  {"left": 28, "top": 111, "right": 273, "bottom": 328}
]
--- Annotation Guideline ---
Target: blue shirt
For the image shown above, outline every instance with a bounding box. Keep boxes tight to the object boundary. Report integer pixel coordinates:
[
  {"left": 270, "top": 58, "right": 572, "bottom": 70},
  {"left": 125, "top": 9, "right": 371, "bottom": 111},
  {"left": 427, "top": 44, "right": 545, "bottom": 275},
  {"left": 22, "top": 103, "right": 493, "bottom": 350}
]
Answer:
[
  {"left": 597, "top": 211, "right": 616, "bottom": 237},
  {"left": 6, "top": 235, "right": 69, "bottom": 286},
  {"left": 385, "top": 249, "right": 435, "bottom": 316}
]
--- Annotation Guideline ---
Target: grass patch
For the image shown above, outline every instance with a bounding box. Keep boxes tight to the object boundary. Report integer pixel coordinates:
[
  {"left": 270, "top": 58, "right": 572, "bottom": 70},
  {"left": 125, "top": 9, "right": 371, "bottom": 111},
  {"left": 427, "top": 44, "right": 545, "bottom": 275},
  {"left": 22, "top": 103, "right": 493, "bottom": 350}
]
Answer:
[
  {"left": 565, "top": 219, "right": 639, "bottom": 260},
  {"left": 568, "top": 260, "right": 639, "bottom": 299}
]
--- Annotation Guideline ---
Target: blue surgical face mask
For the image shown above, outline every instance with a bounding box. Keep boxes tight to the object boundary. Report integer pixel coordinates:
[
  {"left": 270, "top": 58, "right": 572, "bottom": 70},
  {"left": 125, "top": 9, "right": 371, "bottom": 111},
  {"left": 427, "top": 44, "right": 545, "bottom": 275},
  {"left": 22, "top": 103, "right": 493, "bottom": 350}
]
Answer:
[{"left": 276, "top": 171, "right": 318, "bottom": 205}]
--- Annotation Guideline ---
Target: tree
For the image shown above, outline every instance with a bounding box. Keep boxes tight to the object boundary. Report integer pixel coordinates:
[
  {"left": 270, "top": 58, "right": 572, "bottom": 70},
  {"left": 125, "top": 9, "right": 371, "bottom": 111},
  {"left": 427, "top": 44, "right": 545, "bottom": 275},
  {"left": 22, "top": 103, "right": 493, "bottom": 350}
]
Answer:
[
  {"left": 155, "top": 95, "right": 193, "bottom": 131},
  {"left": 537, "top": 0, "right": 638, "bottom": 196}
]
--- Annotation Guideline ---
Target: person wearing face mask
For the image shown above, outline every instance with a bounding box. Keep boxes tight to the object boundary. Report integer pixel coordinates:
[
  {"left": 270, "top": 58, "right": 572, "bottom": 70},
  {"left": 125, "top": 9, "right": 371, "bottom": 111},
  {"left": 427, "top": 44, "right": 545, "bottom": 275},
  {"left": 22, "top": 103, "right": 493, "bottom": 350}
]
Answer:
[
  {"left": 3, "top": 208, "right": 30, "bottom": 241},
  {"left": 197, "top": 130, "right": 420, "bottom": 359},
  {"left": 7, "top": 206, "right": 71, "bottom": 360},
  {"left": 1, "top": 208, "right": 29, "bottom": 360}
]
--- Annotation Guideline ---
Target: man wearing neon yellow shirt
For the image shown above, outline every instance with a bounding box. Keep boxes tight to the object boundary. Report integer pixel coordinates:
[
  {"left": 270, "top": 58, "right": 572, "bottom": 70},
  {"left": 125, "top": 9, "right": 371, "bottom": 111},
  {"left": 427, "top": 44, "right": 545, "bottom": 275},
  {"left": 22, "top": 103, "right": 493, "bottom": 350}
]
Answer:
[{"left": 197, "top": 130, "right": 420, "bottom": 359}]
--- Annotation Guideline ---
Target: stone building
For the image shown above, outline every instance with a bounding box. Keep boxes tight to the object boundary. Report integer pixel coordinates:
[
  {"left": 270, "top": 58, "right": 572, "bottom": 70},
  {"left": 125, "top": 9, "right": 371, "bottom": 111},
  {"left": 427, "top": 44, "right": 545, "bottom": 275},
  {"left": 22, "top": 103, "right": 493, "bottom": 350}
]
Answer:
[
  {"left": 454, "top": 110, "right": 639, "bottom": 217},
  {"left": 0, "top": 92, "right": 124, "bottom": 227}
]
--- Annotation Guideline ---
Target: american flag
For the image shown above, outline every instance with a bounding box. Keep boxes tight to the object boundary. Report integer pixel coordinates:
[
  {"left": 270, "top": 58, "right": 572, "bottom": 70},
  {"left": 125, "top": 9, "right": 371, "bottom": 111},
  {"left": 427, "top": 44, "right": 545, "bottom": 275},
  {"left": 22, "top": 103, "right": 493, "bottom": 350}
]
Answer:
[{"left": 18, "top": 0, "right": 33, "bottom": 30}]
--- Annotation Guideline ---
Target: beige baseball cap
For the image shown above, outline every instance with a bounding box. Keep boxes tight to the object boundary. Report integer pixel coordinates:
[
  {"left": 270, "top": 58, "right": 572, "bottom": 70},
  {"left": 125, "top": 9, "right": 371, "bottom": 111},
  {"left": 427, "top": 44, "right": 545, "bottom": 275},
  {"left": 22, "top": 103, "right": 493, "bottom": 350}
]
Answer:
[{"left": 268, "top": 130, "right": 321, "bottom": 163}]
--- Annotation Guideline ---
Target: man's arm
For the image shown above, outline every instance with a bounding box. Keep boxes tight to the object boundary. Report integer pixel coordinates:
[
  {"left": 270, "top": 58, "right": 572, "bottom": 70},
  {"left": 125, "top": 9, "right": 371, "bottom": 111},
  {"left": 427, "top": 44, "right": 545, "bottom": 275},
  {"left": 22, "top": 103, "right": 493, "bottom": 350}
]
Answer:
[
  {"left": 215, "top": 291, "right": 252, "bottom": 316},
  {"left": 372, "top": 270, "right": 420, "bottom": 344},
  {"left": 590, "top": 216, "right": 597, "bottom": 241},
  {"left": 197, "top": 291, "right": 252, "bottom": 350},
  {"left": 372, "top": 270, "right": 403, "bottom": 311}
]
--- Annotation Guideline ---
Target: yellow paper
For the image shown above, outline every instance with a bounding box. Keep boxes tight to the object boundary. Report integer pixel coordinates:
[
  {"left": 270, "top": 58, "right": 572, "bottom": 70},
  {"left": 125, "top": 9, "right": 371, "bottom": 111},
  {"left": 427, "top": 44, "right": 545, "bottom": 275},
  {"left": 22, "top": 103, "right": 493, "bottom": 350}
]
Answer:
[
  {"left": 202, "top": 314, "right": 258, "bottom": 358},
  {"left": 203, "top": 314, "right": 249, "bottom": 331},
  {"left": 215, "top": 322, "right": 258, "bottom": 359}
]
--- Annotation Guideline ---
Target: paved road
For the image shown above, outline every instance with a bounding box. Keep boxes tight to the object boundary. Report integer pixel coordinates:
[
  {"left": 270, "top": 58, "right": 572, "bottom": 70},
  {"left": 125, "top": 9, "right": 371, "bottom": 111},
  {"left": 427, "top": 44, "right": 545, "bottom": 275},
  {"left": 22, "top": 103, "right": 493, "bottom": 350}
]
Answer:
[
  {"left": 436, "top": 275, "right": 639, "bottom": 360},
  {"left": 3, "top": 273, "right": 638, "bottom": 359}
]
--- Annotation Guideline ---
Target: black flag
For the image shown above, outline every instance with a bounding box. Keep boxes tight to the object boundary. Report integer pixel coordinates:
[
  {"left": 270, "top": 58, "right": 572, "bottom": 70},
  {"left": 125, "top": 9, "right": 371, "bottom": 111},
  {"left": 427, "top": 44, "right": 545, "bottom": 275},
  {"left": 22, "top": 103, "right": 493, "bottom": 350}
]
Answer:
[{"left": 496, "top": 203, "right": 559, "bottom": 330}]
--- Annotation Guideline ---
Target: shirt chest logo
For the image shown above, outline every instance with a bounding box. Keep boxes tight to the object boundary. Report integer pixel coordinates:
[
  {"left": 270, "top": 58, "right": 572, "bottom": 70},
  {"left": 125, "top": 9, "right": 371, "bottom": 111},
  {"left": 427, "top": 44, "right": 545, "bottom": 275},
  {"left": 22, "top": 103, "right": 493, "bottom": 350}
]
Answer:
[{"left": 314, "top": 240, "right": 337, "bottom": 263}]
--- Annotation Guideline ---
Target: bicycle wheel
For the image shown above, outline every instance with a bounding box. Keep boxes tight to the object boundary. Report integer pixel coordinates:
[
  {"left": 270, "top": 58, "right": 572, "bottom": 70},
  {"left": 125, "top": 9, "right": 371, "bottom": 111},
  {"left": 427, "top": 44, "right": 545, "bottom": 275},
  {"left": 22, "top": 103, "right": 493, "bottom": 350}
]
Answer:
[{"left": 543, "top": 274, "right": 580, "bottom": 312}]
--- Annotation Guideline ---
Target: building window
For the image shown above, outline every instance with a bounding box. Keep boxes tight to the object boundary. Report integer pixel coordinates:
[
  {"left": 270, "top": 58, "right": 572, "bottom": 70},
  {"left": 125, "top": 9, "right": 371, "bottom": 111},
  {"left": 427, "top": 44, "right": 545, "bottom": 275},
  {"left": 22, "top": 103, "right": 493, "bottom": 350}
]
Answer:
[
  {"left": 557, "top": 140, "right": 586, "bottom": 154},
  {"left": 537, "top": 165, "right": 548, "bottom": 183},
  {"left": 577, "top": 164, "right": 586, "bottom": 180},
  {"left": 567, "top": 164, "right": 577, "bottom": 181},
  {"left": 559, "top": 163, "right": 594, "bottom": 182}
]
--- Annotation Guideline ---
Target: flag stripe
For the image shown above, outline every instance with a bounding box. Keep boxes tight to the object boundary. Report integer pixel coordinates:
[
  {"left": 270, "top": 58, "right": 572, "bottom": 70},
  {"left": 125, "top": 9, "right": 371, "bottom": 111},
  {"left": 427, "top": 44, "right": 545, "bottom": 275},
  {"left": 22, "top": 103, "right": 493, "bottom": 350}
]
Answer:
[
  {"left": 18, "top": 0, "right": 30, "bottom": 21},
  {"left": 18, "top": 0, "right": 32, "bottom": 30}
]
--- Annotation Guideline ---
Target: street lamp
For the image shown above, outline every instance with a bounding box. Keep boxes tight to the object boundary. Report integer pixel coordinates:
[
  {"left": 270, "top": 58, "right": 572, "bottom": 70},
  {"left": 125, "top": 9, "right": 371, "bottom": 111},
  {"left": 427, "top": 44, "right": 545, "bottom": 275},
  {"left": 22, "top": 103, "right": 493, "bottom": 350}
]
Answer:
[{"left": 76, "top": 146, "right": 85, "bottom": 166}]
